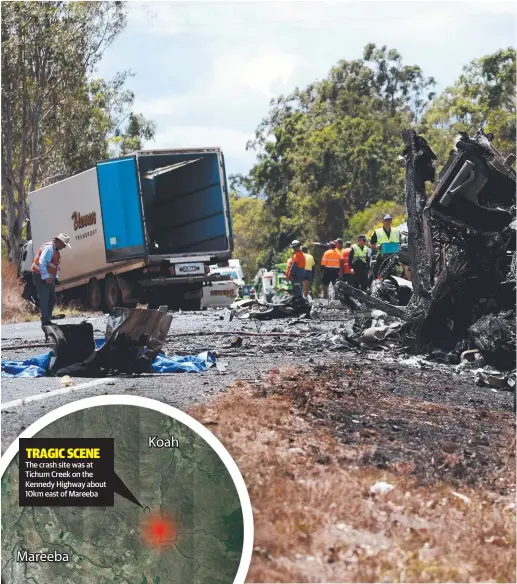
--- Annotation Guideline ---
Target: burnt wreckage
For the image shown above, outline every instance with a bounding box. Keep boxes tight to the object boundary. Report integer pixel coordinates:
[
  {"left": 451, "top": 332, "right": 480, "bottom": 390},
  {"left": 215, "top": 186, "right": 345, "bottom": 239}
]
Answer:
[
  {"left": 44, "top": 307, "right": 173, "bottom": 377},
  {"left": 337, "top": 128, "right": 516, "bottom": 368}
]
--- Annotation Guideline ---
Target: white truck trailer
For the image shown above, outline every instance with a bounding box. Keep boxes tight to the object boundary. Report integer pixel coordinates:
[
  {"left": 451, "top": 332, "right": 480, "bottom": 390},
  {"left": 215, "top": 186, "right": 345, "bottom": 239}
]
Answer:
[{"left": 19, "top": 149, "right": 234, "bottom": 311}]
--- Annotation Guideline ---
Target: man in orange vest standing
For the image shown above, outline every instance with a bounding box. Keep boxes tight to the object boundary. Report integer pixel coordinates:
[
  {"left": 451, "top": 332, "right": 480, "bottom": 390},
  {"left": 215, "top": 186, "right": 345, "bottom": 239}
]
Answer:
[
  {"left": 335, "top": 238, "right": 345, "bottom": 255},
  {"left": 341, "top": 241, "right": 354, "bottom": 286},
  {"left": 32, "top": 233, "right": 71, "bottom": 327},
  {"left": 320, "top": 241, "right": 343, "bottom": 299},
  {"left": 285, "top": 240, "right": 306, "bottom": 298}
]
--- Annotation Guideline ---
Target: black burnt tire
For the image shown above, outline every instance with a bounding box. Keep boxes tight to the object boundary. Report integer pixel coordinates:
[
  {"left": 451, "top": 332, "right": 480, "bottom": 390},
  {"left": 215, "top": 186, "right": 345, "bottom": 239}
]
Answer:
[
  {"left": 104, "top": 275, "right": 122, "bottom": 313},
  {"left": 87, "top": 279, "right": 102, "bottom": 311}
]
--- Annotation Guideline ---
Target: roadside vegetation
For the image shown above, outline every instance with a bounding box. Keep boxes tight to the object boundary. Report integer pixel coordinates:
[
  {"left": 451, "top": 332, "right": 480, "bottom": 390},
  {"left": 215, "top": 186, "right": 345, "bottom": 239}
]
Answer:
[
  {"left": 190, "top": 365, "right": 516, "bottom": 583},
  {"left": 1, "top": 2, "right": 155, "bottom": 264},
  {"left": 1, "top": 260, "right": 83, "bottom": 324}
]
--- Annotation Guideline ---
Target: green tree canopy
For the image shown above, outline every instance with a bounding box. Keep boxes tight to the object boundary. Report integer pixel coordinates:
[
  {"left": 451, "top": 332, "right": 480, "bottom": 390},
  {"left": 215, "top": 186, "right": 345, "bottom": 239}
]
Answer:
[
  {"left": 421, "top": 47, "right": 516, "bottom": 166},
  {"left": 1, "top": 1, "right": 155, "bottom": 261},
  {"left": 234, "top": 44, "right": 435, "bottom": 257},
  {"left": 229, "top": 192, "right": 268, "bottom": 281},
  {"left": 230, "top": 45, "right": 514, "bottom": 273},
  {"left": 346, "top": 200, "right": 405, "bottom": 241}
]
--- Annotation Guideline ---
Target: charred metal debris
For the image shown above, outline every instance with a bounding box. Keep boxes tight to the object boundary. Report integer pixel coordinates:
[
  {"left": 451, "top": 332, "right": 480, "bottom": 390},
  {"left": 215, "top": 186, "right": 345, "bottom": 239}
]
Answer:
[
  {"left": 44, "top": 307, "right": 173, "bottom": 377},
  {"left": 338, "top": 129, "right": 515, "bottom": 376},
  {"left": 35, "top": 131, "right": 514, "bottom": 388}
]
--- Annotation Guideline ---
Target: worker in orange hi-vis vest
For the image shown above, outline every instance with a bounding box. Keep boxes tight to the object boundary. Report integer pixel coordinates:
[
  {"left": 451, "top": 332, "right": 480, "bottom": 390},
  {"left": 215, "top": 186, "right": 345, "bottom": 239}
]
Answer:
[
  {"left": 341, "top": 241, "right": 355, "bottom": 286},
  {"left": 285, "top": 240, "right": 306, "bottom": 298},
  {"left": 320, "top": 241, "right": 343, "bottom": 299},
  {"left": 335, "top": 238, "right": 345, "bottom": 254},
  {"left": 31, "top": 233, "right": 71, "bottom": 327}
]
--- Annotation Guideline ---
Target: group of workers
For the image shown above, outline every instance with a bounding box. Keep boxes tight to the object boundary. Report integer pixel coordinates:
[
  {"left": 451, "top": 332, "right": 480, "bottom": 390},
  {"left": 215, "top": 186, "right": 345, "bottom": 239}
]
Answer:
[
  {"left": 285, "top": 214, "right": 401, "bottom": 298},
  {"left": 29, "top": 217, "right": 401, "bottom": 321}
]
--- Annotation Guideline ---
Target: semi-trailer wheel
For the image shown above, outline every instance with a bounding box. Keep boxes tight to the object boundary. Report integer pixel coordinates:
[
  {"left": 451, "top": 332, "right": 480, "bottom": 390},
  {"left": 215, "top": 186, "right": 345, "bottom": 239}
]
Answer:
[
  {"left": 87, "top": 278, "right": 102, "bottom": 311},
  {"left": 104, "top": 275, "right": 122, "bottom": 312}
]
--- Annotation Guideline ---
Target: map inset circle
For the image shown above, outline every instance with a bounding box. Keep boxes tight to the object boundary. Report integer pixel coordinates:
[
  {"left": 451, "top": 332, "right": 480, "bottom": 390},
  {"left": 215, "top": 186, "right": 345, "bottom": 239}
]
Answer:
[{"left": 1, "top": 395, "right": 253, "bottom": 584}]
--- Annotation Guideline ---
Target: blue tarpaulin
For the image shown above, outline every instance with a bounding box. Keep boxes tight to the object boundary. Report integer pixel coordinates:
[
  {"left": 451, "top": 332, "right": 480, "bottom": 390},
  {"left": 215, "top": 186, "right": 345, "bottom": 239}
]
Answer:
[
  {"left": 1, "top": 352, "right": 53, "bottom": 378},
  {"left": 1, "top": 341, "right": 216, "bottom": 378},
  {"left": 152, "top": 351, "right": 216, "bottom": 373}
]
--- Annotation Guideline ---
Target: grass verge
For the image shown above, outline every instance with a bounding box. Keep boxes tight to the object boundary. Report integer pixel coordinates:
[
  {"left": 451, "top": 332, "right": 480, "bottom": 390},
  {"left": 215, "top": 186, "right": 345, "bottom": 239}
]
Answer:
[
  {"left": 189, "top": 366, "right": 516, "bottom": 583},
  {"left": 1, "top": 259, "right": 85, "bottom": 323}
]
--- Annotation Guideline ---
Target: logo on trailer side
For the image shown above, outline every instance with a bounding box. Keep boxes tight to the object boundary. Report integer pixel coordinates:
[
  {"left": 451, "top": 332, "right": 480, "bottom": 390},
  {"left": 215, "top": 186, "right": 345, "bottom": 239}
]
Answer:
[{"left": 72, "top": 211, "right": 97, "bottom": 231}]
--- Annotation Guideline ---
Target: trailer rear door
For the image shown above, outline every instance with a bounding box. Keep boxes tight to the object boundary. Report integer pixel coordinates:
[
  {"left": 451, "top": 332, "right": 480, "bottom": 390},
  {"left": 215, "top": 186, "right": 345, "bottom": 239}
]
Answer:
[
  {"left": 97, "top": 156, "right": 147, "bottom": 262},
  {"left": 136, "top": 148, "right": 232, "bottom": 256}
]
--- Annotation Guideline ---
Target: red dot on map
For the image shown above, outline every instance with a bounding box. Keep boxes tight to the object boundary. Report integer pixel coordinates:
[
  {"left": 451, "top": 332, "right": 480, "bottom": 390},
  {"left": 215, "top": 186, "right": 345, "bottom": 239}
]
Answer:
[{"left": 141, "top": 513, "right": 177, "bottom": 548}]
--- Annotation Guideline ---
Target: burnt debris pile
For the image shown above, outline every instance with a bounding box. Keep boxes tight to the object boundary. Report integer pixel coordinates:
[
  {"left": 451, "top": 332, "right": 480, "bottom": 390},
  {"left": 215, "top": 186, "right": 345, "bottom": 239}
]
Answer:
[
  {"left": 230, "top": 295, "right": 312, "bottom": 321},
  {"left": 339, "top": 129, "right": 516, "bottom": 373}
]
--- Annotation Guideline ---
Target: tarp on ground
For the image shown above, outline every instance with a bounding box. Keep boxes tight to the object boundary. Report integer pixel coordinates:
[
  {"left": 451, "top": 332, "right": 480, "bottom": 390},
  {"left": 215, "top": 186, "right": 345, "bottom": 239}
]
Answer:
[
  {"left": 1, "top": 352, "right": 53, "bottom": 378},
  {"left": 152, "top": 351, "right": 216, "bottom": 373},
  {"left": 1, "top": 343, "right": 216, "bottom": 378}
]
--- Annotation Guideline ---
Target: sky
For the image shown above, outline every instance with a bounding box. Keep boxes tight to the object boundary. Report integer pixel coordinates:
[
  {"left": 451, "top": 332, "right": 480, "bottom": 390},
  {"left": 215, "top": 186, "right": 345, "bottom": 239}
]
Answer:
[{"left": 96, "top": 0, "right": 516, "bottom": 177}]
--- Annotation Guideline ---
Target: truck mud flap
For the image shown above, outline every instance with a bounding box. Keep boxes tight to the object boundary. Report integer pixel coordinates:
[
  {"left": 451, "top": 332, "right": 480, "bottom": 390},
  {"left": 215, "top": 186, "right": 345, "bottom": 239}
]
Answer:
[
  {"left": 184, "top": 288, "right": 203, "bottom": 300},
  {"left": 54, "top": 308, "right": 173, "bottom": 377}
]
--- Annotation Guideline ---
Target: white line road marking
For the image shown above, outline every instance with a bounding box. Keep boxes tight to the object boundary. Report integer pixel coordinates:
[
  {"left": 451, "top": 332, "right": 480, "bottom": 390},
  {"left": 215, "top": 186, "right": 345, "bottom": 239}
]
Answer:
[{"left": 1, "top": 378, "right": 112, "bottom": 411}]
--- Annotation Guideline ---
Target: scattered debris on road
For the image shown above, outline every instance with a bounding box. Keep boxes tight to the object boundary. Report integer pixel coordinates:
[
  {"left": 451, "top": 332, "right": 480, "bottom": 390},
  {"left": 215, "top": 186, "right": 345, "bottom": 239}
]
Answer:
[
  {"left": 1, "top": 307, "right": 217, "bottom": 377},
  {"left": 230, "top": 295, "right": 311, "bottom": 320}
]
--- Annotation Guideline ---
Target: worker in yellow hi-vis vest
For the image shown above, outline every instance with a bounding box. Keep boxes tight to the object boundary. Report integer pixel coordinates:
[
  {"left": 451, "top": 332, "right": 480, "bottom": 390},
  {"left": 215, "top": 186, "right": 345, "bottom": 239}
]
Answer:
[
  {"left": 301, "top": 245, "right": 314, "bottom": 298},
  {"left": 368, "top": 214, "right": 400, "bottom": 278},
  {"left": 349, "top": 235, "right": 369, "bottom": 290}
]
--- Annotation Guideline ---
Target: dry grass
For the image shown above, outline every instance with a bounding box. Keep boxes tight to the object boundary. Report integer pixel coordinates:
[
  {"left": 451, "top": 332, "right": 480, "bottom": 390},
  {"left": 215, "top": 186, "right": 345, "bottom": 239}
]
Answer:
[
  {"left": 190, "top": 368, "right": 516, "bottom": 583},
  {"left": 1, "top": 259, "right": 84, "bottom": 323}
]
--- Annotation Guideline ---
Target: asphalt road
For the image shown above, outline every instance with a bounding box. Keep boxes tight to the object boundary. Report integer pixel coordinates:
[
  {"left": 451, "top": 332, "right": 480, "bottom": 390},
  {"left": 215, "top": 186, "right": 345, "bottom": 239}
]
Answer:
[
  {"left": 3, "top": 307, "right": 513, "bottom": 454},
  {"left": 1, "top": 309, "right": 311, "bottom": 453}
]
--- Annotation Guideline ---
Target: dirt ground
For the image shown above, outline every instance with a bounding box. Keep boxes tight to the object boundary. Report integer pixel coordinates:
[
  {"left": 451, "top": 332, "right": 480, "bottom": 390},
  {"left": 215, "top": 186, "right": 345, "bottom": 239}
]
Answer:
[{"left": 190, "top": 357, "right": 516, "bottom": 583}]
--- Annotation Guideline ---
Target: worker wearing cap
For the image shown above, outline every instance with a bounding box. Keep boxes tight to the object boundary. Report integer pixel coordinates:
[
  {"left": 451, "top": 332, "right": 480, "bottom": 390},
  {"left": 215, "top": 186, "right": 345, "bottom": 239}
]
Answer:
[
  {"left": 32, "top": 233, "right": 71, "bottom": 326},
  {"left": 335, "top": 238, "right": 345, "bottom": 254},
  {"left": 301, "top": 245, "right": 314, "bottom": 298},
  {"left": 349, "top": 235, "right": 369, "bottom": 291},
  {"left": 320, "top": 241, "right": 343, "bottom": 299},
  {"left": 369, "top": 214, "right": 400, "bottom": 276},
  {"left": 286, "top": 240, "right": 306, "bottom": 297}
]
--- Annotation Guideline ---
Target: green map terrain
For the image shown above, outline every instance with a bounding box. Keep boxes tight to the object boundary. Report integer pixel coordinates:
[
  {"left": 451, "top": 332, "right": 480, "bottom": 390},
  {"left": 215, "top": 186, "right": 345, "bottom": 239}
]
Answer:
[{"left": 1, "top": 405, "right": 244, "bottom": 583}]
